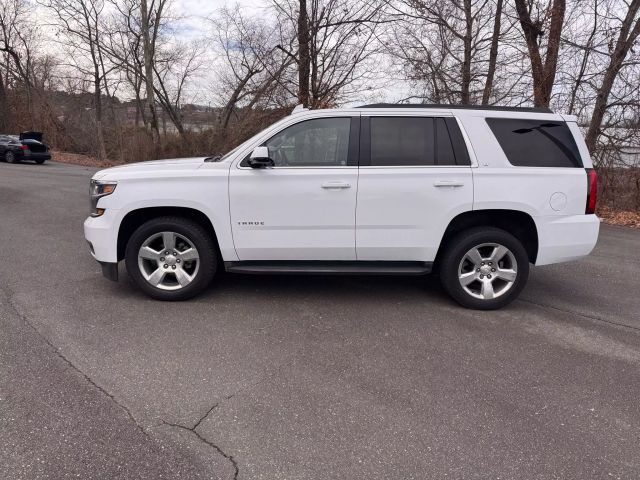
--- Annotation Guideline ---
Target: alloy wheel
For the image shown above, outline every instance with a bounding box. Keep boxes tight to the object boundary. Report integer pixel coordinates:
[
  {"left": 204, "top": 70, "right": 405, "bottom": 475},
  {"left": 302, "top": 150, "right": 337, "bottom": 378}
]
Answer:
[
  {"left": 137, "top": 231, "right": 200, "bottom": 290},
  {"left": 457, "top": 242, "right": 518, "bottom": 300}
]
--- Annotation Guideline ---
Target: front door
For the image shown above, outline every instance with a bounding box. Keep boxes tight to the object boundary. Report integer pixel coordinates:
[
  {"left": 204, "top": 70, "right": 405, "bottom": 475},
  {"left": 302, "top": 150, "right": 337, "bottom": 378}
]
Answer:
[{"left": 229, "top": 116, "right": 359, "bottom": 261}]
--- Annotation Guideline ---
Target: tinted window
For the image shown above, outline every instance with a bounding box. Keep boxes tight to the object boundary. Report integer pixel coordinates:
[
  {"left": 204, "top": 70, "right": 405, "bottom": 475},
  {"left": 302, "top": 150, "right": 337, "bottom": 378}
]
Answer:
[
  {"left": 265, "top": 118, "right": 351, "bottom": 167},
  {"left": 486, "top": 118, "right": 582, "bottom": 167},
  {"left": 435, "top": 118, "right": 456, "bottom": 165},
  {"left": 370, "top": 117, "right": 434, "bottom": 166}
]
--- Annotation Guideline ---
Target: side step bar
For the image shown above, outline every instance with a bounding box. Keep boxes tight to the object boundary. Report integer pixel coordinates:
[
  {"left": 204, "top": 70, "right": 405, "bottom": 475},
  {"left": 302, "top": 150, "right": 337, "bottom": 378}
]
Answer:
[{"left": 224, "top": 261, "right": 433, "bottom": 276}]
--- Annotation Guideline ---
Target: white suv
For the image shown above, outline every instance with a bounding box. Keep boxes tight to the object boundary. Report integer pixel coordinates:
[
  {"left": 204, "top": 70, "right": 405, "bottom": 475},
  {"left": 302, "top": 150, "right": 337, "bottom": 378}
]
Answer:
[{"left": 84, "top": 104, "right": 600, "bottom": 309}]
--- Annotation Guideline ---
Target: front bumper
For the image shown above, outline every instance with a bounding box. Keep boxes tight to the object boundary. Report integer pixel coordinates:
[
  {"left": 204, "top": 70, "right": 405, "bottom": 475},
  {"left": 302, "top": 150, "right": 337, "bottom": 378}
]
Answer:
[
  {"left": 84, "top": 208, "right": 120, "bottom": 264},
  {"left": 535, "top": 214, "right": 600, "bottom": 265},
  {"left": 99, "top": 262, "right": 119, "bottom": 281}
]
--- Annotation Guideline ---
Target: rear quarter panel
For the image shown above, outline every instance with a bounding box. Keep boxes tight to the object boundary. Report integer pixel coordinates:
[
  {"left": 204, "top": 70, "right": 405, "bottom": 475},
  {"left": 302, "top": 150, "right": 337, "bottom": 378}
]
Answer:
[
  {"left": 460, "top": 113, "right": 588, "bottom": 217},
  {"left": 458, "top": 113, "right": 597, "bottom": 265}
]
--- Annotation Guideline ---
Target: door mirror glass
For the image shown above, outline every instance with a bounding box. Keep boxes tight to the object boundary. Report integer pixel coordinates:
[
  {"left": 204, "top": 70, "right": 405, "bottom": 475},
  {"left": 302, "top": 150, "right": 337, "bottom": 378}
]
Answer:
[{"left": 248, "top": 146, "right": 275, "bottom": 168}]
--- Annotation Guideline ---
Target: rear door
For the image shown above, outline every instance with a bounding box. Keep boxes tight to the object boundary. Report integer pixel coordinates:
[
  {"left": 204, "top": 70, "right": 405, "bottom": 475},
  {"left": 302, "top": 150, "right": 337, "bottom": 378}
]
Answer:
[{"left": 355, "top": 114, "right": 473, "bottom": 261}]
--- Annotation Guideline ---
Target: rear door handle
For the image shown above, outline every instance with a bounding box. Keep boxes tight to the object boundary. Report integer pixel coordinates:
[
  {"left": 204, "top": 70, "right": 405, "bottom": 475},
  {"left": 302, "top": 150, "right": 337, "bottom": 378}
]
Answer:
[
  {"left": 433, "top": 180, "right": 464, "bottom": 188},
  {"left": 321, "top": 182, "right": 351, "bottom": 189}
]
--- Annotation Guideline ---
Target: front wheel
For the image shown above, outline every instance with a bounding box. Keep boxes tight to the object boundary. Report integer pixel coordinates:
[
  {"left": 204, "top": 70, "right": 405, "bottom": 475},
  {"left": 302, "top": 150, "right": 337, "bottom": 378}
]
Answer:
[
  {"left": 439, "top": 227, "right": 529, "bottom": 310},
  {"left": 125, "top": 216, "right": 218, "bottom": 300}
]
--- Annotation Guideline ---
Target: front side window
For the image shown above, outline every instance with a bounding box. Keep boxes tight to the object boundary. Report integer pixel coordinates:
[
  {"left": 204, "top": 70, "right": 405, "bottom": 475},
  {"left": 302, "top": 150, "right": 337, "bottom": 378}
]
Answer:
[
  {"left": 486, "top": 118, "right": 582, "bottom": 167},
  {"left": 264, "top": 117, "right": 351, "bottom": 167}
]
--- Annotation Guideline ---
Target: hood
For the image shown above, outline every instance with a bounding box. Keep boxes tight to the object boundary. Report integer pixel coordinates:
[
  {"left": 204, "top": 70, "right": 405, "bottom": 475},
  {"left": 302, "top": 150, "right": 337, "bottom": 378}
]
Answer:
[{"left": 93, "top": 157, "right": 207, "bottom": 180}]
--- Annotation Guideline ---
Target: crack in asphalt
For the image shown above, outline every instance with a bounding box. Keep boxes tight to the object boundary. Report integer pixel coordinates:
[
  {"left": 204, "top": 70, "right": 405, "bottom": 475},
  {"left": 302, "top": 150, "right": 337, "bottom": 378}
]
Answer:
[
  {"left": 161, "top": 420, "right": 239, "bottom": 480},
  {"left": 3, "top": 291, "right": 149, "bottom": 438},
  {"left": 518, "top": 297, "right": 640, "bottom": 333},
  {"left": 166, "top": 355, "right": 299, "bottom": 479},
  {"left": 192, "top": 402, "right": 220, "bottom": 430}
]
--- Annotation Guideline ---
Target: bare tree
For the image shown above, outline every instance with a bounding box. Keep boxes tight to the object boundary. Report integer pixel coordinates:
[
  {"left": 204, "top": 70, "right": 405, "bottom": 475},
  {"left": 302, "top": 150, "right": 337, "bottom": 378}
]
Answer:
[
  {"left": 273, "top": 0, "right": 385, "bottom": 108},
  {"left": 39, "top": 0, "right": 110, "bottom": 160},
  {"left": 152, "top": 40, "right": 205, "bottom": 138},
  {"left": 209, "top": 5, "right": 292, "bottom": 132},
  {"left": 107, "top": 0, "right": 196, "bottom": 140},
  {"left": 513, "top": 0, "right": 566, "bottom": 108},
  {"left": 482, "top": 0, "right": 503, "bottom": 104},
  {"left": 140, "top": 0, "right": 161, "bottom": 144},
  {"left": 0, "top": 0, "right": 38, "bottom": 127},
  {"left": 584, "top": 0, "right": 640, "bottom": 152},
  {"left": 387, "top": 0, "right": 521, "bottom": 105}
]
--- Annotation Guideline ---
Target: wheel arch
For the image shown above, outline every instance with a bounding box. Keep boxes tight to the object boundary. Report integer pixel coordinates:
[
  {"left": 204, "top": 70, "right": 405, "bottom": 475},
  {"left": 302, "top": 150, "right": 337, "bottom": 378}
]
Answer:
[
  {"left": 117, "top": 206, "right": 220, "bottom": 261},
  {"left": 434, "top": 209, "right": 539, "bottom": 269}
]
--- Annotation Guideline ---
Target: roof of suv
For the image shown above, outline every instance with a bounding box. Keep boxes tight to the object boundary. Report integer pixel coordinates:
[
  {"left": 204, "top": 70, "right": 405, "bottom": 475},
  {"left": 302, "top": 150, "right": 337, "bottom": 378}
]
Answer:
[{"left": 357, "top": 103, "right": 553, "bottom": 114}]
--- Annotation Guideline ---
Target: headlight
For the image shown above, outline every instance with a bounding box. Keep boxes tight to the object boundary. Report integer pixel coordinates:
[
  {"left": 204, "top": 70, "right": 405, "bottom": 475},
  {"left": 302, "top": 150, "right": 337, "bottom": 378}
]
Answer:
[{"left": 90, "top": 179, "right": 117, "bottom": 217}]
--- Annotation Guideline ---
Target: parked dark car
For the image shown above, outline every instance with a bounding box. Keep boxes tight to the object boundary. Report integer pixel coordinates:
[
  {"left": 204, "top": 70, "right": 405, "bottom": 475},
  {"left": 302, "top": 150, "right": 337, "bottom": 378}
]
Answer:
[{"left": 0, "top": 132, "right": 51, "bottom": 164}]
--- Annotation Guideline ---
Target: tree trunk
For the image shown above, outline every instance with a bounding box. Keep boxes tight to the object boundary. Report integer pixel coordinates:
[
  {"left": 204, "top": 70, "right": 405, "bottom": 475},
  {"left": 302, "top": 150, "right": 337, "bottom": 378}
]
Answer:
[
  {"left": 140, "top": 0, "right": 160, "bottom": 145},
  {"left": 94, "top": 71, "right": 107, "bottom": 162},
  {"left": 0, "top": 72, "right": 10, "bottom": 132},
  {"left": 482, "top": 0, "right": 502, "bottom": 105},
  {"left": 219, "top": 74, "right": 253, "bottom": 132},
  {"left": 461, "top": 0, "right": 473, "bottom": 104},
  {"left": 585, "top": 0, "right": 640, "bottom": 153},
  {"left": 297, "top": 0, "right": 311, "bottom": 107},
  {"left": 514, "top": 0, "right": 566, "bottom": 107}
]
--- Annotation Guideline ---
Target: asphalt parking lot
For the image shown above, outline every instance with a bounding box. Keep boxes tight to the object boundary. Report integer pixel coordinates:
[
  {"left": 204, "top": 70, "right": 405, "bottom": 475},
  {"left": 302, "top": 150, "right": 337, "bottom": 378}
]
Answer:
[{"left": 1, "top": 161, "right": 640, "bottom": 480}]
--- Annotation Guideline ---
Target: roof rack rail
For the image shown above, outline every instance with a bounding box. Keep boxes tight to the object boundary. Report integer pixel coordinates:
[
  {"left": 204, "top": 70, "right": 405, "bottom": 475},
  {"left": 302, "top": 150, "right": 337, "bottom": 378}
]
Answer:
[{"left": 357, "top": 103, "right": 554, "bottom": 114}]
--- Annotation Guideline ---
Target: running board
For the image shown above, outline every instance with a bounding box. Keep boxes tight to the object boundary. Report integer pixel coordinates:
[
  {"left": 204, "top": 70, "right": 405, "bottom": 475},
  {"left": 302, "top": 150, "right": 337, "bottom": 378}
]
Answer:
[{"left": 224, "top": 261, "right": 433, "bottom": 276}]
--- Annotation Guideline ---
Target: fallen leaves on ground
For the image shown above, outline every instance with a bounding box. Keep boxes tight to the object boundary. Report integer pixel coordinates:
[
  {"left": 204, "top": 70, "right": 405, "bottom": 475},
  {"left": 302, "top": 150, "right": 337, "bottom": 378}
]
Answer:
[
  {"left": 52, "top": 151, "right": 124, "bottom": 168},
  {"left": 598, "top": 206, "right": 640, "bottom": 229}
]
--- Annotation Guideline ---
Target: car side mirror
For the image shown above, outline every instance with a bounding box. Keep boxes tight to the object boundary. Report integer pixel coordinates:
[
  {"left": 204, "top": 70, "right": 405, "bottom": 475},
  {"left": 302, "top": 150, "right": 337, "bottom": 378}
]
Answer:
[{"left": 248, "top": 146, "right": 275, "bottom": 168}]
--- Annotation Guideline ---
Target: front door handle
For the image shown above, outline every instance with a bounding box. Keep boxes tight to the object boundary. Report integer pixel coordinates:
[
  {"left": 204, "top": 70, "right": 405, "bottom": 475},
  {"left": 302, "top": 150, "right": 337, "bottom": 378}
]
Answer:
[
  {"left": 321, "top": 182, "right": 351, "bottom": 189},
  {"left": 433, "top": 180, "right": 464, "bottom": 188}
]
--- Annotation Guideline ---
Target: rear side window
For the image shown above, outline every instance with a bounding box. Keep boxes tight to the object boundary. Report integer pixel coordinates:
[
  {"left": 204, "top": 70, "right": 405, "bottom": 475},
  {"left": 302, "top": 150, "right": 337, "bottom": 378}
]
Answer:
[
  {"left": 486, "top": 118, "right": 582, "bottom": 167},
  {"left": 370, "top": 117, "right": 435, "bottom": 166},
  {"left": 364, "top": 117, "right": 471, "bottom": 166}
]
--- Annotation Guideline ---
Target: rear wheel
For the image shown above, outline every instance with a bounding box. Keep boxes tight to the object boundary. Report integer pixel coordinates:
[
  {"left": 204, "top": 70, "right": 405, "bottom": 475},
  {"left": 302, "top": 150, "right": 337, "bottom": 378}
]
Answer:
[
  {"left": 5, "top": 151, "right": 18, "bottom": 163},
  {"left": 439, "top": 227, "right": 529, "bottom": 310},
  {"left": 125, "top": 216, "right": 217, "bottom": 300},
  {"left": 35, "top": 158, "right": 46, "bottom": 164}
]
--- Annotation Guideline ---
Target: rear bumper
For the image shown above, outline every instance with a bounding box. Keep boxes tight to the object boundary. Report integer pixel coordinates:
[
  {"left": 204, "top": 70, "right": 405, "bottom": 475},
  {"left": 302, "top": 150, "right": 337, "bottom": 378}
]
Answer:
[
  {"left": 534, "top": 214, "right": 600, "bottom": 266},
  {"left": 19, "top": 151, "right": 51, "bottom": 160}
]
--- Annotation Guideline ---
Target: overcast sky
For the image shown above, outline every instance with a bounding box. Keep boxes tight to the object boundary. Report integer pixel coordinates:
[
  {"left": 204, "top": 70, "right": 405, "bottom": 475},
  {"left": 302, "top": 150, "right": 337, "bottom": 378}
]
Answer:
[
  {"left": 34, "top": 0, "right": 407, "bottom": 105},
  {"left": 141, "top": 0, "right": 405, "bottom": 105}
]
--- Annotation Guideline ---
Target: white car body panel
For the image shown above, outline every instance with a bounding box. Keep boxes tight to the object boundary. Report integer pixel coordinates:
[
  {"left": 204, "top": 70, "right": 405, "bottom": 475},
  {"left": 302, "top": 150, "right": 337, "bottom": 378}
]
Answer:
[
  {"left": 229, "top": 166, "right": 358, "bottom": 260},
  {"left": 84, "top": 105, "right": 600, "bottom": 275},
  {"left": 85, "top": 159, "right": 237, "bottom": 263},
  {"left": 355, "top": 166, "right": 473, "bottom": 261}
]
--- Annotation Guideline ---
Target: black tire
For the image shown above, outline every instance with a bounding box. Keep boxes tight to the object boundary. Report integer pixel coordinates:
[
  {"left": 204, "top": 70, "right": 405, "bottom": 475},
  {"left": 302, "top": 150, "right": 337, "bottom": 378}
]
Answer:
[
  {"left": 125, "top": 216, "right": 218, "bottom": 301},
  {"left": 439, "top": 226, "right": 529, "bottom": 310},
  {"left": 5, "top": 151, "right": 18, "bottom": 163},
  {"left": 35, "top": 158, "right": 46, "bottom": 164}
]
